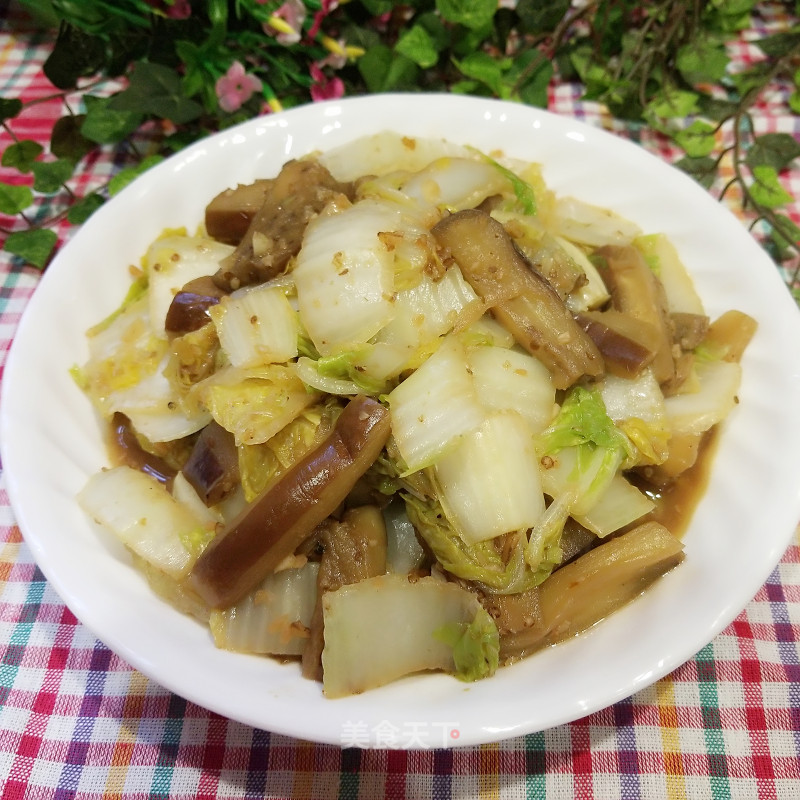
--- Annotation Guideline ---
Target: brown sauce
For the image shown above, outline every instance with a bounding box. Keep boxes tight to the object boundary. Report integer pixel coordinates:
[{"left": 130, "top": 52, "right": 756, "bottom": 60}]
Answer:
[{"left": 631, "top": 427, "right": 720, "bottom": 539}]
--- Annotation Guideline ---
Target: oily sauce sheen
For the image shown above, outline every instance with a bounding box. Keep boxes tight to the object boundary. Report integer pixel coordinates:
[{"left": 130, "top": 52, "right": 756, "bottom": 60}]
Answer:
[{"left": 632, "top": 428, "right": 720, "bottom": 539}]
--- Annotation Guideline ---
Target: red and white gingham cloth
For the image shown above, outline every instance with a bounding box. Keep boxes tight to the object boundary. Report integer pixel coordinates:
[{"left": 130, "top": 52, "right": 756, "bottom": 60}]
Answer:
[{"left": 1, "top": 3, "right": 799, "bottom": 798}]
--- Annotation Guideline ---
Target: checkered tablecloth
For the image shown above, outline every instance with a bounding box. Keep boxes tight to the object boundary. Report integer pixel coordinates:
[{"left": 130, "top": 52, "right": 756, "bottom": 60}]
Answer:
[{"left": 1, "top": 2, "right": 799, "bottom": 798}]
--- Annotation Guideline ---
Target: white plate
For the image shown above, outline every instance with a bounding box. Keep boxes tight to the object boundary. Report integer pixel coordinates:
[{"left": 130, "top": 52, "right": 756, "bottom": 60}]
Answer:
[{"left": 3, "top": 94, "right": 800, "bottom": 749}]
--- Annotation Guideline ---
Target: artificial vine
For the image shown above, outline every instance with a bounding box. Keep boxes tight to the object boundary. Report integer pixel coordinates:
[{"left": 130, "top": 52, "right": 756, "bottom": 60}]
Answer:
[{"left": 1, "top": 0, "right": 799, "bottom": 299}]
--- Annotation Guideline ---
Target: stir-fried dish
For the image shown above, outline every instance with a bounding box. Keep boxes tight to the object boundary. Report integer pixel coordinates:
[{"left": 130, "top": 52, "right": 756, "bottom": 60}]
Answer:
[{"left": 76, "top": 132, "right": 756, "bottom": 697}]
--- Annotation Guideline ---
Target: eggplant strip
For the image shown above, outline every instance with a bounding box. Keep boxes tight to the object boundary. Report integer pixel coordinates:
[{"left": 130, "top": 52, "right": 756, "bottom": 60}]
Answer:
[
  {"left": 165, "top": 276, "right": 228, "bottom": 334},
  {"left": 594, "top": 245, "right": 676, "bottom": 385},
  {"left": 205, "top": 179, "right": 272, "bottom": 245},
  {"left": 213, "top": 159, "right": 355, "bottom": 291},
  {"left": 189, "top": 396, "right": 391, "bottom": 608},
  {"left": 432, "top": 209, "right": 603, "bottom": 389},
  {"left": 500, "top": 522, "right": 684, "bottom": 662},
  {"left": 576, "top": 308, "right": 661, "bottom": 378},
  {"left": 182, "top": 420, "right": 240, "bottom": 506},
  {"left": 110, "top": 412, "right": 176, "bottom": 489}
]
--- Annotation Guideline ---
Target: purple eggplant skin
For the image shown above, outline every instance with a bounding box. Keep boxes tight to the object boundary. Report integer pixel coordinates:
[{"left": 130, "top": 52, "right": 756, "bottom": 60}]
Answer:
[
  {"left": 189, "top": 395, "right": 391, "bottom": 609},
  {"left": 433, "top": 209, "right": 604, "bottom": 390},
  {"left": 110, "top": 412, "right": 177, "bottom": 488},
  {"left": 182, "top": 420, "right": 240, "bottom": 507},
  {"left": 164, "top": 276, "right": 228, "bottom": 334}
]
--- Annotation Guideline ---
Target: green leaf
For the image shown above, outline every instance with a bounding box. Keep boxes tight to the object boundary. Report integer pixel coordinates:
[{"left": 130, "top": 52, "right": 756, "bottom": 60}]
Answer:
[
  {"left": 1, "top": 140, "right": 44, "bottom": 172},
  {"left": 790, "top": 91, "right": 800, "bottom": 115},
  {"left": 676, "top": 38, "right": 729, "bottom": 86},
  {"left": 357, "top": 45, "right": 418, "bottom": 93},
  {"left": 436, "top": 0, "right": 497, "bottom": 31},
  {"left": 448, "top": 79, "right": 483, "bottom": 96},
  {"left": 50, "top": 114, "right": 94, "bottom": 162},
  {"left": 730, "top": 61, "right": 773, "bottom": 98},
  {"left": 433, "top": 607, "right": 499, "bottom": 682},
  {"left": 452, "top": 52, "right": 512, "bottom": 98},
  {"left": 471, "top": 147, "right": 537, "bottom": 214},
  {"left": 415, "top": 10, "right": 451, "bottom": 52},
  {"left": 675, "top": 156, "right": 718, "bottom": 189},
  {"left": 646, "top": 88, "right": 700, "bottom": 120},
  {"left": 755, "top": 29, "right": 800, "bottom": 59},
  {"left": 359, "top": 0, "right": 394, "bottom": 13},
  {"left": 395, "top": 25, "right": 440, "bottom": 69},
  {"left": 81, "top": 95, "right": 143, "bottom": 144},
  {"left": 108, "top": 61, "right": 203, "bottom": 124},
  {"left": 108, "top": 154, "right": 164, "bottom": 197},
  {"left": 745, "top": 133, "right": 800, "bottom": 172},
  {"left": 696, "top": 94, "right": 739, "bottom": 122},
  {"left": 66, "top": 192, "right": 104, "bottom": 224},
  {"left": 31, "top": 158, "right": 74, "bottom": 193},
  {"left": 749, "top": 165, "right": 792, "bottom": 209},
  {"left": 0, "top": 182, "right": 33, "bottom": 214},
  {"left": 16, "top": 0, "right": 59, "bottom": 27},
  {"left": 769, "top": 213, "right": 800, "bottom": 258},
  {"left": 708, "top": 0, "right": 755, "bottom": 32},
  {"left": 0, "top": 97, "right": 23, "bottom": 123},
  {"left": 516, "top": 0, "right": 570, "bottom": 34},
  {"left": 571, "top": 45, "right": 616, "bottom": 101},
  {"left": 43, "top": 23, "right": 106, "bottom": 90},
  {"left": 510, "top": 52, "right": 554, "bottom": 108},
  {"left": 591, "top": 0, "right": 629, "bottom": 58},
  {"left": 674, "top": 120, "right": 717, "bottom": 158},
  {"left": 4, "top": 228, "right": 58, "bottom": 269}
]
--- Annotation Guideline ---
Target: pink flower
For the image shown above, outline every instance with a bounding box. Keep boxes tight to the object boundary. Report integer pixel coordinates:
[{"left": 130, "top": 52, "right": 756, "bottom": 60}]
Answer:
[
  {"left": 264, "top": 0, "right": 306, "bottom": 45},
  {"left": 216, "top": 61, "right": 263, "bottom": 114},
  {"left": 308, "top": 0, "right": 339, "bottom": 39},
  {"left": 309, "top": 63, "right": 344, "bottom": 102},
  {"left": 166, "top": 0, "right": 191, "bottom": 18},
  {"left": 144, "top": 0, "right": 191, "bottom": 18}
]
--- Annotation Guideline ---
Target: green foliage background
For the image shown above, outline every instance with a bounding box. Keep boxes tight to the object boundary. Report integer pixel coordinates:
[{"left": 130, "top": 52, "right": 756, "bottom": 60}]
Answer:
[{"left": 1, "top": 0, "right": 799, "bottom": 300}]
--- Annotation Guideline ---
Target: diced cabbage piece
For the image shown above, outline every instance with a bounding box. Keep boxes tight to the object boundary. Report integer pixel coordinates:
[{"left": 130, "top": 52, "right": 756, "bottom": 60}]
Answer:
[
  {"left": 78, "top": 466, "right": 206, "bottom": 579},
  {"left": 387, "top": 336, "right": 484, "bottom": 471},
  {"left": 525, "top": 489, "right": 574, "bottom": 580},
  {"left": 404, "top": 493, "right": 537, "bottom": 593},
  {"left": 172, "top": 471, "right": 222, "bottom": 533},
  {"left": 319, "top": 132, "right": 469, "bottom": 181},
  {"left": 196, "top": 364, "right": 318, "bottom": 446},
  {"left": 294, "top": 356, "right": 363, "bottom": 397},
  {"left": 459, "top": 314, "right": 516, "bottom": 349},
  {"left": 539, "top": 444, "right": 622, "bottom": 517},
  {"left": 598, "top": 368, "right": 666, "bottom": 426},
  {"left": 436, "top": 411, "right": 545, "bottom": 544},
  {"left": 321, "top": 574, "right": 498, "bottom": 697},
  {"left": 400, "top": 157, "right": 510, "bottom": 212},
  {"left": 209, "top": 563, "right": 319, "bottom": 656},
  {"left": 210, "top": 284, "right": 298, "bottom": 368},
  {"left": 294, "top": 199, "right": 401, "bottom": 355},
  {"left": 555, "top": 235, "right": 611, "bottom": 312},
  {"left": 536, "top": 387, "right": 633, "bottom": 515},
  {"left": 635, "top": 233, "right": 705, "bottom": 315},
  {"left": 114, "top": 352, "right": 212, "bottom": 442},
  {"left": 467, "top": 345, "right": 556, "bottom": 434},
  {"left": 374, "top": 266, "right": 481, "bottom": 371},
  {"left": 81, "top": 295, "right": 211, "bottom": 441},
  {"left": 554, "top": 196, "right": 642, "bottom": 247},
  {"left": 82, "top": 297, "right": 163, "bottom": 412},
  {"left": 664, "top": 360, "right": 742, "bottom": 436},
  {"left": 573, "top": 473, "right": 655, "bottom": 537},
  {"left": 237, "top": 402, "right": 340, "bottom": 502},
  {"left": 383, "top": 501, "right": 427, "bottom": 575},
  {"left": 145, "top": 235, "right": 234, "bottom": 337},
  {"left": 597, "top": 368, "right": 670, "bottom": 466}
]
